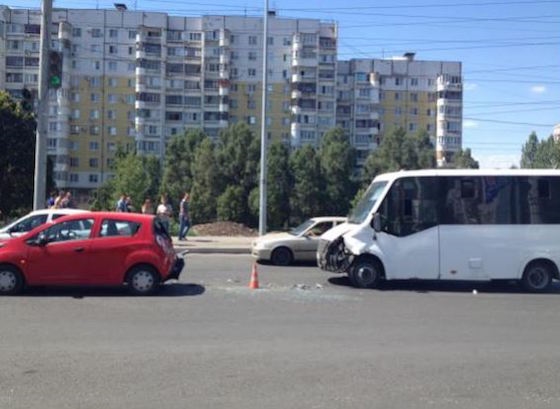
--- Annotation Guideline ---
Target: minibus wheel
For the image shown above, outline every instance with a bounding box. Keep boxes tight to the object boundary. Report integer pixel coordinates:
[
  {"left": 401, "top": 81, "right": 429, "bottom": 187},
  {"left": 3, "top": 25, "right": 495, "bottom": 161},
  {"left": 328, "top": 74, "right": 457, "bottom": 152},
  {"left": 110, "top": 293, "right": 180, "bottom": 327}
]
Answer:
[
  {"left": 521, "top": 262, "right": 553, "bottom": 292},
  {"left": 349, "top": 257, "right": 382, "bottom": 289}
]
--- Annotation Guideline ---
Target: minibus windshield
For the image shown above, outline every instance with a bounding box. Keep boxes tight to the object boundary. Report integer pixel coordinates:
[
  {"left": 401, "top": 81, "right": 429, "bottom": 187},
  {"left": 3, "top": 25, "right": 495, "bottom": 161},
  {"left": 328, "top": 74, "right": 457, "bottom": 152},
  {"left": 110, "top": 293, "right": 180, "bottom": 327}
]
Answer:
[{"left": 347, "top": 181, "right": 387, "bottom": 224}]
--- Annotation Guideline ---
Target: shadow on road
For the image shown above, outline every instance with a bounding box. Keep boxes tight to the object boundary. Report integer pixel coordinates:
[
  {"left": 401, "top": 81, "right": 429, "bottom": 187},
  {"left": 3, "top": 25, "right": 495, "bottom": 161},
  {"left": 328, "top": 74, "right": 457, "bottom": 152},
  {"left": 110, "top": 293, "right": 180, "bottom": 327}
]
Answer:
[
  {"left": 21, "top": 283, "right": 206, "bottom": 298},
  {"left": 257, "top": 260, "right": 319, "bottom": 268},
  {"left": 328, "top": 276, "right": 560, "bottom": 294}
]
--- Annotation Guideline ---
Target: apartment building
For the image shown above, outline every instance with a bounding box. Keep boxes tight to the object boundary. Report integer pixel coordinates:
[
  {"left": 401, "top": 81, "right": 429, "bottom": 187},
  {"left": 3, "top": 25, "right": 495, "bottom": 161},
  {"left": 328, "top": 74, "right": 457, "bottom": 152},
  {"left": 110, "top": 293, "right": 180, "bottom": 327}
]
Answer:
[
  {"left": 0, "top": 6, "right": 462, "bottom": 199},
  {"left": 337, "top": 53, "right": 462, "bottom": 167},
  {"left": 0, "top": 6, "right": 337, "bottom": 200}
]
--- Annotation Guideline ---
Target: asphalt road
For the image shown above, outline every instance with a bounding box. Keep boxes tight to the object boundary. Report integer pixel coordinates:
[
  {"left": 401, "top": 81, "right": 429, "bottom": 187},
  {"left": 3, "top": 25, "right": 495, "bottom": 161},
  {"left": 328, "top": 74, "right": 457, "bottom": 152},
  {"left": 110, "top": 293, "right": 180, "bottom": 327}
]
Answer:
[{"left": 1, "top": 254, "right": 560, "bottom": 409}]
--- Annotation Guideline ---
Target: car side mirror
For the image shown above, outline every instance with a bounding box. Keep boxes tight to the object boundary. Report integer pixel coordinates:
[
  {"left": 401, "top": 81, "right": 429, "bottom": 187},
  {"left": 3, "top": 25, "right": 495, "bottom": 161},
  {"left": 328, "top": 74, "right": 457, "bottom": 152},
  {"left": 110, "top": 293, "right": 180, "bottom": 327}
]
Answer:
[{"left": 371, "top": 213, "right": 382, "bottom": 232}]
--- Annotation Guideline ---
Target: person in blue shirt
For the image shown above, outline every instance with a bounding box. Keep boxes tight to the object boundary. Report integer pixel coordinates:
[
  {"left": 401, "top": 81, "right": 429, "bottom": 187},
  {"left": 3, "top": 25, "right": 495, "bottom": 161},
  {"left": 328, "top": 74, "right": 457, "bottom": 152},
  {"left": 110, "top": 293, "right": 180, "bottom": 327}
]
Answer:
[{"left": 178, "top": 192, "right": 190, "bottom": 241}]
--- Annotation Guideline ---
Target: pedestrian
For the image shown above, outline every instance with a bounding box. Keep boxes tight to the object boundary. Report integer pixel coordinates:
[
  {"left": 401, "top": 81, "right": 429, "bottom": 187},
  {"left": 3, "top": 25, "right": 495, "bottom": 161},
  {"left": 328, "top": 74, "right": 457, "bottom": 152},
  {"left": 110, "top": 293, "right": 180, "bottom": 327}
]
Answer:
[
  {"left": 52, "top": 190, "right": 65, "bottom": 209},
  {"left": 60, "top": 191, "right": 75, "bottom": 208},
  {"left": 46, "top": 191, "right": 56, "bottom": 208},
  {"left": 116, "top": 194, "right": 128, "bottom": 212},
  {"left": 156, "top": 195, "right": 172, "bottom": 233},
  {"left": 178, "top": 192, "right": 190, "bottom": 241},
  {"left": 141, "top": 198, "right": 153, "bottom": 214},
  {"left": 125, "top": 195, "right": 134, "bottom": 212}
]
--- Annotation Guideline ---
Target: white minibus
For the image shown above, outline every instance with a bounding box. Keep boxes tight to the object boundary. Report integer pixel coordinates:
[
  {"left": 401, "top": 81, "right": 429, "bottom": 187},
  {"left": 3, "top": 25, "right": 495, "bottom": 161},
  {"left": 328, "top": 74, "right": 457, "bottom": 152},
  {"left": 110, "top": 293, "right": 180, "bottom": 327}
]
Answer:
[{"left": 317, "top": 169, "right": 560, "bottom": 292}]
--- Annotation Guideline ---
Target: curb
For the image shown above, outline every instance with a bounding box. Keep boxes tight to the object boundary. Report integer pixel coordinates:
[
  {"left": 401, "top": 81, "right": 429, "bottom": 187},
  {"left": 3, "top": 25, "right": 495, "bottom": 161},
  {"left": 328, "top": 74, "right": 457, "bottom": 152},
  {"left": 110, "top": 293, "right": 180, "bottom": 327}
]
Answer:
[{"left": 174, "top": 246, "right": 251, "bottom": 255}]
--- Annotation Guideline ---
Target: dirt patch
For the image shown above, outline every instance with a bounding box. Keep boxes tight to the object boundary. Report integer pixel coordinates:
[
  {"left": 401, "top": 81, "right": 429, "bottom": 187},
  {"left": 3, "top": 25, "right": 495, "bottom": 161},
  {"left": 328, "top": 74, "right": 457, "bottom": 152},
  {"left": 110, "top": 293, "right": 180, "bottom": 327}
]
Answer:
[{"left": 192, "top": 221, "right": 258, "bottom": 237}]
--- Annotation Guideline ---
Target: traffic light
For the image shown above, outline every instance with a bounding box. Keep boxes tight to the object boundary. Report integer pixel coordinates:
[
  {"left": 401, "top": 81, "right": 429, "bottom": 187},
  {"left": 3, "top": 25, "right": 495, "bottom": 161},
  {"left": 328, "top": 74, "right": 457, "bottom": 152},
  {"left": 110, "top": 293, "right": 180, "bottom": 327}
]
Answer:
[
  {"left": 48, "top": 51, "right": 62, "bottom": 89},
  {"left": 21, "top": 87, "right": 33, "bottom": 111}
]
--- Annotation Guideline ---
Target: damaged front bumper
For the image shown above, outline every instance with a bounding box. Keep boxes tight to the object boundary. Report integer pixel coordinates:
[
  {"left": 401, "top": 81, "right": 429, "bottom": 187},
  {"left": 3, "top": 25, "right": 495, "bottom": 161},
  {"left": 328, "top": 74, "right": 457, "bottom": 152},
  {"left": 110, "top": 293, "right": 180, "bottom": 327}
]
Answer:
[{"left": 317, "top": 236, "right": 353, "bottom": 273}]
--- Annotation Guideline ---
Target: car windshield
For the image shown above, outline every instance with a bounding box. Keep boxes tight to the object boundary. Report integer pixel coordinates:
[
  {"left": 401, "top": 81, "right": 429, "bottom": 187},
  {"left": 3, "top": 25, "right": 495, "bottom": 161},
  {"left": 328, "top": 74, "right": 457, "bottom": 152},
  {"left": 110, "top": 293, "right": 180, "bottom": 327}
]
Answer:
[
  {"left": 289, "top": 219, "right": 316, "bottom": 236},
  {"left": 347, "top": 181, "right": 388, "bottom": 224}
]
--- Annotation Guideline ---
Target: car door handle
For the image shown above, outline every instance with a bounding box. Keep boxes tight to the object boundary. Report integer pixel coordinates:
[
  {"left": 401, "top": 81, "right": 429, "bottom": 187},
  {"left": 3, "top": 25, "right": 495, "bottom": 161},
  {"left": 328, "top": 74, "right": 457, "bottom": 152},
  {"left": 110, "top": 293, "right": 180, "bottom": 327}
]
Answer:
[{"left": 74, "top": 247, "right": 85, "bottom": 253}]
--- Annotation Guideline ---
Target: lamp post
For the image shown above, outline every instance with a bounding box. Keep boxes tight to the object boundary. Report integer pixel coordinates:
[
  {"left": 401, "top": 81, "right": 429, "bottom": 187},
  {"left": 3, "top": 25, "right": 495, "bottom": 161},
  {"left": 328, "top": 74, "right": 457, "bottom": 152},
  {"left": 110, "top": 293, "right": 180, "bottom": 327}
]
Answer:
[{"left": 258, "top": 0, "right": 269, "bottom": 236}]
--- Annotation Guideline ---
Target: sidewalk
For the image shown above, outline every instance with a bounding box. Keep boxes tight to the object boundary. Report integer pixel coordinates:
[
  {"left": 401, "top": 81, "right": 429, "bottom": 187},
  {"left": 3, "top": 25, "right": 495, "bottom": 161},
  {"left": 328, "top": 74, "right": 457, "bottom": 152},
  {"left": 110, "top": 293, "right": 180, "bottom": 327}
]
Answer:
[{"left": 172, "top": 236, "right": 254, "bottom": 254}]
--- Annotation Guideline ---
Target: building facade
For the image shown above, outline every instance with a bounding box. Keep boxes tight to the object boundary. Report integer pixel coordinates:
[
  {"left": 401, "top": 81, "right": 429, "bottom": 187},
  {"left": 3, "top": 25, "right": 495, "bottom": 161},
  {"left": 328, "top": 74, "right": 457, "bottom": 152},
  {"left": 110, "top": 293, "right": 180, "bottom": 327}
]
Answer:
[
  {"left": 337, "top": 53, "right": 462, "bottom": 168},
  {"left": 0, "top": 6, "right": 462, "bottom": 200}
]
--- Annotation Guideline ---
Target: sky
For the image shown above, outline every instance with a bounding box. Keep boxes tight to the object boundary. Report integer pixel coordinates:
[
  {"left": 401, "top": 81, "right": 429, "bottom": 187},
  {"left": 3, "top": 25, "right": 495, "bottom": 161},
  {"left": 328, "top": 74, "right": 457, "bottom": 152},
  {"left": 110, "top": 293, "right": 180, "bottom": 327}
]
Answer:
[{"left": 4, "top": 0, "right": 559, "bottom": 168}]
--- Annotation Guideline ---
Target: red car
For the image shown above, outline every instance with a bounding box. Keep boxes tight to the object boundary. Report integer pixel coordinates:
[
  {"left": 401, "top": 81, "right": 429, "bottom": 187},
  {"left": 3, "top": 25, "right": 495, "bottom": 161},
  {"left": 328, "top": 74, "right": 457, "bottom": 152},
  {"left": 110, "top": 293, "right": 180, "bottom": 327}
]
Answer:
[{"left": 0, "top": 212, "right": 184, "bottom": 295}]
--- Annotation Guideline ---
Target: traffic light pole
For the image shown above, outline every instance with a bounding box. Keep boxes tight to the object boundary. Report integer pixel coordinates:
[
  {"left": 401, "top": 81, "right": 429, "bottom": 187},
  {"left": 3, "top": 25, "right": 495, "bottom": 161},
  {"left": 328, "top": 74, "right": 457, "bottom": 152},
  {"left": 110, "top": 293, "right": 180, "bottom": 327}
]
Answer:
[{"left": 33, "top": 0, "right": 52, "bottom": 210}]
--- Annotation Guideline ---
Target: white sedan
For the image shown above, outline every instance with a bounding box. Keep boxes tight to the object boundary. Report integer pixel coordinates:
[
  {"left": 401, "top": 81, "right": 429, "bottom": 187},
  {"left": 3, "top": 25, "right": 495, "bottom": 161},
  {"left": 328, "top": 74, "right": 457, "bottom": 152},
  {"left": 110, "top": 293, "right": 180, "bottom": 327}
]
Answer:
[
  {"left": 252, "top": 217, "right": 346, "bottom": 266},
  {"left": 0, "top": 208, "right": 88, "bottom": 240}
]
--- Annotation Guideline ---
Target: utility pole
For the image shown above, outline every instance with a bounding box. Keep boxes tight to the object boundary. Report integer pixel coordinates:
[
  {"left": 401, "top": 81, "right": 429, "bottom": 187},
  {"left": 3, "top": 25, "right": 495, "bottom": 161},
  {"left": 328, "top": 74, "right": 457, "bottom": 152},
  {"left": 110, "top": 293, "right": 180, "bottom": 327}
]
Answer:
[
  {"left": 33, "top": 0, "right": 52, "bottom": 210},
  {"left": 258, "top": 0, "right": 269, "bottom": 236}
]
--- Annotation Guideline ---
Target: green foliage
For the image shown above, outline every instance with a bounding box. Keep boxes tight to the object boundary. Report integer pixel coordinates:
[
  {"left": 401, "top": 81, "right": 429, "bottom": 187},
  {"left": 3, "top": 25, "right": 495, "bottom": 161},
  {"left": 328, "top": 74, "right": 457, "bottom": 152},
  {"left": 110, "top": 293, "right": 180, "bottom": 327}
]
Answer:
[
  {"left": 93, "top": 151, "right": 161, "bottom": 212},
  {"left": 0, "top": 91, "right": 44, "bottom": 217},
  {"left": 449, "top": 148, "right": 479, "bottom": 169},
  {"left": 215, "top": 123, "right": 260, "bottom": 225},
  {"left": 362, "top": 128, "right": 436, "bottom": 187},
  {"left": 289, "top": 144, "right": 324, "bottom": 224},
  {"left": 190, "top": 138, "right": 220, "bottom": 223},
  {"left": 217, "top": 185, "right": 245, "bottom": 221},
  {"left": 520, "top": 132, "right": 560, "bottom": 169},
  {"left": 160, "top": 129, "right": 206, "bottom": 202},
  {"left": 266, "top": 141, "right": 293, "bottom": 229},
  {"left": 319, "top": 127, "right": 357, "bottom": 216}
]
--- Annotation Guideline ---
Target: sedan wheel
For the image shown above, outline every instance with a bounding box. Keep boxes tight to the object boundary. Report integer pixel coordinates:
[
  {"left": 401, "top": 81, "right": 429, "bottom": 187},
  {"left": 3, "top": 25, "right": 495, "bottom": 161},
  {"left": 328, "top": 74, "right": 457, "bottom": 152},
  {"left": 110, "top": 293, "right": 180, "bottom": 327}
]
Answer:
[
  {"left": 271, "top": 247, "right": 293, "bottom": 266},
  {"left": 128, "top": 267, "right": 160, "bottom": 295},
  {"left": 0, "top": 266, "right": 24, "bottom": 295}
]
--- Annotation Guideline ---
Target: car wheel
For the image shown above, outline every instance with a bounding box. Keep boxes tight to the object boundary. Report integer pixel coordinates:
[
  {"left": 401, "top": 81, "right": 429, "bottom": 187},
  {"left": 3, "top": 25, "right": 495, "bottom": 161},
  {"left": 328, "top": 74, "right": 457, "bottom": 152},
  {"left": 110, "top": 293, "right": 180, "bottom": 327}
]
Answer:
[
  {"left": 521, "top": 262, "right": 553, "bottom": 292},
  {"left": 271, "top": 247, "right": 293, "bottom": 266},
  {"left": 349, "top": 257, "right": 382, "bottom": 289},
  {"left": 127, "top": 266, "right": 160, "bottom": 295},
  {"left": 0, "top": 265, "right": 24, "bottom": 295}
]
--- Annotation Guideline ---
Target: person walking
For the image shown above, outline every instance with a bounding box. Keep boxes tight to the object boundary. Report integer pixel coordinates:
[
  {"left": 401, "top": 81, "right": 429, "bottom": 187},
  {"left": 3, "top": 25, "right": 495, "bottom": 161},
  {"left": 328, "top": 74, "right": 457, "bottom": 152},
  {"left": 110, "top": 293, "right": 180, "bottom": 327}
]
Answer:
[
  {"left": 178, "top": 192, "right": 190, "bottom": 241},
  {"left": 116, "top": 194, "right": 128, "bottom": 212},
  {"left": 156, "top": 195, "right": 172, "bottom": 233},
  {"left": 141, "top": 198, "right": 153, "bottom": 214},
  {"left": 52, "top": 191, "right": 65, "bottom": 209}
]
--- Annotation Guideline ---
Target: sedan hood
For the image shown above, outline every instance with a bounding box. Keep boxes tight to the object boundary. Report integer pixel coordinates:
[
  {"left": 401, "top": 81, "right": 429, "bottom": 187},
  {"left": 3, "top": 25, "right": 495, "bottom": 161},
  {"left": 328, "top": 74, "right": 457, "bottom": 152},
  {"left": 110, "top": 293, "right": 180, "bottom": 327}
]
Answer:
[{"left": 254, "top": 231, "right": 294, "bottom": 245}]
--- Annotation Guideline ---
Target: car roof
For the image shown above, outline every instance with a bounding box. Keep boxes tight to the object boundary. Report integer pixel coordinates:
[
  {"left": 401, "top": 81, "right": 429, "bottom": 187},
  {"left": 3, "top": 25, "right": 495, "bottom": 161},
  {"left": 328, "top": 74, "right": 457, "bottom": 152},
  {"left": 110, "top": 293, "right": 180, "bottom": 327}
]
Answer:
[
  {"left": 310, "top": 216, "right": 347, "bottom": 222},
  {"left": 26, "top": 208, "right": 89, "bottom": 216},
  {"left": 54, "top": 211, "right": 155, "bottom": 222}
]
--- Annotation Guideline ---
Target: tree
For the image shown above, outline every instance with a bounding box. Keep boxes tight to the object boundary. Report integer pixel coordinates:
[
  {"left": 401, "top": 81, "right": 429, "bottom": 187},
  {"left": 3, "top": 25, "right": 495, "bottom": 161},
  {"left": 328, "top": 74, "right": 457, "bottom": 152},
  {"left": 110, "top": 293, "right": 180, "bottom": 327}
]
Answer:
[
  {"left": 190, "top": 138, "right": 221, "bottom": 223},
  {"left": 362, "top": 128, "right": 436, "bottom": 187},
  {"left": 160, "top": 129, "right": 206, "bottom": 203},
  {"left": 521, "top": 132, "right": 539, "bottom": 168},
  {"left": 108, "top": 152, "right": 160, "bottom": 212},
  {"left": 319, "top": 127, "right": 356, "bottom": 216},
  {"left": 449, "top": 148, "right": 479, "bottom": 169},
  {"left": 215, "top": 123, "right": 260, "bottom": 225},
  {"left": 0, "top": 91, "right": 45, "bottom": 216},
  {"left": 289, "top": 144, "right": 324, "bottom": 224},
  {"left": 520, "top": 132, "right": 560, "bottom": 169},
  {"left": 266, "top": 141, "right": 293, "bottom": 229}
]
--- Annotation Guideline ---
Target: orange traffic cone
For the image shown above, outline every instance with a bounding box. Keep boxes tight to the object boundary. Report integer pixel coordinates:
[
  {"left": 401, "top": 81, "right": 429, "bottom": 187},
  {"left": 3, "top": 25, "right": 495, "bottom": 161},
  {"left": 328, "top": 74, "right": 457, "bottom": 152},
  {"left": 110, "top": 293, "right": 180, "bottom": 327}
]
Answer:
[{"left": 249, "top": 263, "right": 260, "bottom": 289}]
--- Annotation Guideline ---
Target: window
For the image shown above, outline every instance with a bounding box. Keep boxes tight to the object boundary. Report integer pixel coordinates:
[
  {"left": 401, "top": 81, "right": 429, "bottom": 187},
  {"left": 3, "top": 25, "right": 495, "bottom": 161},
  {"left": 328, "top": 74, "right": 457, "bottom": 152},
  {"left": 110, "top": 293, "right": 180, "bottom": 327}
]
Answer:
[
  {"left": 109, "top": 29, "right": 118, "bottom": 38},
  {"left": 89, "top": 141, "right": 99, "bottom": 150},
  {"left": 99, "top": 219, "right": 141, "bottom": 237},
  {"left": 90, "top": 110, "right": 100, "bottom": 119},
  {"left": 248, "top": 68, "right": 257, "bottom": 77},
  {"left": 42, "top": 218, "right": 95, "bottom": 242},
  {"left": 129, "top": 30, "right": 137, "bottom": 39},
  {"left": 248, "top": 51, "right": 257, "bottom": 61},
  {"left": 89, "top": 174, "right": 99, "bottom": 183},
  {"left": 72, "top": 28, "right": 82, "bottom": 37},
  {"left": 89, "top": 158, "right": 99, "bottom": 168},
  {"left": 109, "top": 45, "right": 118, "bottom": 54},
  {"left": 91, "top": 28, "right": 102, "bottom": 38},
  {"left": 248, "top": 36, "right": 257, "bottom": 45}
]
